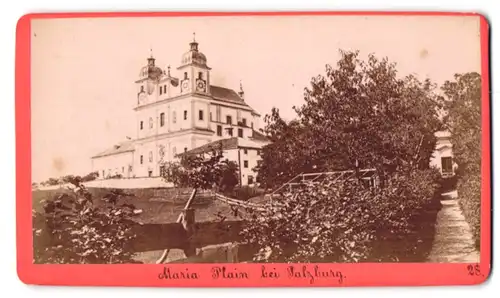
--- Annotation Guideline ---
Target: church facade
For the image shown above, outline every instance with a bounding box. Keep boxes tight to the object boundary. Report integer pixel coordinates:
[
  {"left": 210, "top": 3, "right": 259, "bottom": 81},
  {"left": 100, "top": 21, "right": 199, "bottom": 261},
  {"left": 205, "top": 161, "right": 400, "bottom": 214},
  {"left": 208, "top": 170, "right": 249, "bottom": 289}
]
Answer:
[{"left": 91, "top": 37, "right": 270, "bottom": 185}]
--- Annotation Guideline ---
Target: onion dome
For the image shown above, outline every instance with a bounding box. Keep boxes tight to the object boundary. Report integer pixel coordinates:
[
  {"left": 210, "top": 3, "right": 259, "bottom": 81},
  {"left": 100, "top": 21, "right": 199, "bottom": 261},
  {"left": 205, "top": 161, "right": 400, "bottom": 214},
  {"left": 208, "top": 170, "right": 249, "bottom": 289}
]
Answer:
[
  {"left": 138, "top": 50, "right": 164, "bottom": 81},
  {"left": 180, "top": 33, "right": 208, "bottom": 68}
]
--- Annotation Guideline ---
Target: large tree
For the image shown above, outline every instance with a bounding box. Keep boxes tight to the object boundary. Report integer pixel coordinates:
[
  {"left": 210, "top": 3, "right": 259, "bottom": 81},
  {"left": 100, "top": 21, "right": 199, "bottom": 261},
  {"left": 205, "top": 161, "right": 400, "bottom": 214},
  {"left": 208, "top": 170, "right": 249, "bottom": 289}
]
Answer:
[
  {"left": 160, "top": 145, "right": 239, "bottom": 194},
  {"left": 441, "top": 72, "right": 482, "bottom": 248},
  {"left": 256, "top": 50, "right": 444, "bottom": 188},
  {"left": 442, "top": 72, "right": 482, "bottom": 177}
]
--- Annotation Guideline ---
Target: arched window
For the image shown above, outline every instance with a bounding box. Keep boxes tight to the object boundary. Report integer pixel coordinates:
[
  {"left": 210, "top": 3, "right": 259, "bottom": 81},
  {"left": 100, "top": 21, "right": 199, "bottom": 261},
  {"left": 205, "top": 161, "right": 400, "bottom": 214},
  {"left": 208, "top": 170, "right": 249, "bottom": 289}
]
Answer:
[{"left": 160, "top": 112, "right": 165, "bottom": 127}]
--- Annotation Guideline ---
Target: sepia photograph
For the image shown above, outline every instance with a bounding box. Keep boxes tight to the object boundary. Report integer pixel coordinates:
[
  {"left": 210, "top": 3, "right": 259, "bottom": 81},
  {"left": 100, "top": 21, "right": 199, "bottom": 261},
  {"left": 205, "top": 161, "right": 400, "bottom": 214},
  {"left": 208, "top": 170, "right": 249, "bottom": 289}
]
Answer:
[{"left": 30, "top": 14, "right": 484, "bottom": 267}]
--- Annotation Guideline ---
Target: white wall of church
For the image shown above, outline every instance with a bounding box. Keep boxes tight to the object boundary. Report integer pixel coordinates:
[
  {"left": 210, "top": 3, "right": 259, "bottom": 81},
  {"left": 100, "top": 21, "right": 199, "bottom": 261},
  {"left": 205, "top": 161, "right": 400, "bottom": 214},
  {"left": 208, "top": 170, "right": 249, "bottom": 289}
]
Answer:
[
  {"left": 193, "top": 99, "right": 211, "bottom": 130},
  {"left": 92, "top": 151, "right": 134, "bottom": 179},
  {"left": 133, "top": 133, "right": 209, "bottom": 177}
]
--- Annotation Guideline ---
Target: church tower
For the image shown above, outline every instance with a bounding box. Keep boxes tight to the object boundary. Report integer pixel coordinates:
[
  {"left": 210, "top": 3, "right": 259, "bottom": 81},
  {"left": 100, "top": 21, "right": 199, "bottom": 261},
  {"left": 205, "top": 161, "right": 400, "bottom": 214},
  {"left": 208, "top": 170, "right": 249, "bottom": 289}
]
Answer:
[{"left": 177, "top": 33, "right": 211, "bottom": 95}]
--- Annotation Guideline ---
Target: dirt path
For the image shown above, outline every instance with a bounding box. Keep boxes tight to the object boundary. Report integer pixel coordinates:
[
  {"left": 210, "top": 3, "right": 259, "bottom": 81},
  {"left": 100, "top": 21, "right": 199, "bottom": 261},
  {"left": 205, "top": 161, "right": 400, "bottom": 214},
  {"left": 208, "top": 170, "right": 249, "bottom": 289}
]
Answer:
[{"left": 427, "top": 191, "right": 480, "bottom": 263}]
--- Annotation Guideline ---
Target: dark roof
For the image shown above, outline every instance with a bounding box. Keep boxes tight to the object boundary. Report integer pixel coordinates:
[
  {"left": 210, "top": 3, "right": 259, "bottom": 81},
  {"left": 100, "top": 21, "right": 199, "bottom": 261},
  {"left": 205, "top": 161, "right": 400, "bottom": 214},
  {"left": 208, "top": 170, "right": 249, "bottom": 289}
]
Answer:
[
  {"left": 251, "top": 130, "right": 269, "bottom": 142},
  {"left": 91, "top": 140, "right": 135, "bottom": 158},
  {"left": 180, "top": 137, "right": 239, "bottom": 156},
  {"left": 210, "top": 85, "right": 260, "bottom": 116},
  {"left": 210, "top": 85, "right": 245, "bottom": 104},
  {"left": 179, "top": 135, "right": 267, "bottom": 157}
]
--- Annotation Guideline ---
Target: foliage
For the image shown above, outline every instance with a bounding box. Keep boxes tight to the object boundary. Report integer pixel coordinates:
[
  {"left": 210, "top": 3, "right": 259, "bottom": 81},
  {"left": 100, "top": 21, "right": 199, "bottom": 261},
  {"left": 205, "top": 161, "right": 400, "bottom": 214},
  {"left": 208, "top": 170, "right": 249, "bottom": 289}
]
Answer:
[
  {"left": 39, "top": 171, "right": 99, "bottom": 187},
  {"left": 457, "top": 175, "right": 481, "bottom": 249},
  {"left": 256, "top": 50, "right": 443, "bottom": 189},
  {"left": 33, "top": 179, "right": 143, "bottom": 264},
  {"left": 82, "top": 171, "right": 99, "bottom": 182},
  {"left": 442, "top": 72, "right": 482, "bottom": 248},
  {"left": 107, "top": 173, "right": 123, "bottom": 179},
  {"left": 241, "top": 167, "right": 441, "bottom": 263},
  {"left": 160, "top": 144, "right": 239, "bottom": 192}
]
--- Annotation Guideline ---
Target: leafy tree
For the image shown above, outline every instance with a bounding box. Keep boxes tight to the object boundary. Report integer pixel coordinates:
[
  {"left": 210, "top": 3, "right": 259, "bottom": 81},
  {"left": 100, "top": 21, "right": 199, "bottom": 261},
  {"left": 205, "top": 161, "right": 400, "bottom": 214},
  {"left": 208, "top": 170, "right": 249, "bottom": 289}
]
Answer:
[
  {"left": 46, "top": 177, "right": 60, "bottom": 186},
  {"left": 160, "top": 144, "right": 239, "bottom": 193},
  {"left": 256, "top": 50, "right": 443, "bottom": 188},
  {"left": 33, "top": 180, "right": 143, "bottom": 264},
  {"left": 442, "top": 72, "right": 482, "bottom": 248},
  {"left": 82, "top": 171, "right": 99, "bottom": 182},
  {"left": 442, "top": 72, "right": 481, "bottom": 177},
  {"left": 244, "top": 50, "right": 444, "bottom": 262}
]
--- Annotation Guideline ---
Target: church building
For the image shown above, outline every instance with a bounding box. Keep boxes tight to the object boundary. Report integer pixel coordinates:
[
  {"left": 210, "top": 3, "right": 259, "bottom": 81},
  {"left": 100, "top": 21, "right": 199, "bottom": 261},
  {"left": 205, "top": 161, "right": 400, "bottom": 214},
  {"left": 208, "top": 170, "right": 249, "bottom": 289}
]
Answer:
[{"left": 91, "top": 36, "right": 270, "bottom": 185}]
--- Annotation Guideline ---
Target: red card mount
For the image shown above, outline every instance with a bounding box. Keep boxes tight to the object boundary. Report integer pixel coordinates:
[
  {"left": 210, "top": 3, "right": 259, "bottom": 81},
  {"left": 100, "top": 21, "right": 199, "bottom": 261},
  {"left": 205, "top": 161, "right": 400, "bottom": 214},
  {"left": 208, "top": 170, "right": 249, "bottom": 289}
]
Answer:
[{"left": 16, "top": 11, "right": 491, "bottom": 287}]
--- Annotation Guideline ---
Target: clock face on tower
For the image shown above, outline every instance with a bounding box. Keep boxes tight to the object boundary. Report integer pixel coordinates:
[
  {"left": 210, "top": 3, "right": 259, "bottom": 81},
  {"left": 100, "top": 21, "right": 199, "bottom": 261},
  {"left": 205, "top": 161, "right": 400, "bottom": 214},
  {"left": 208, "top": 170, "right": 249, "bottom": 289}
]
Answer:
[
  {"left": 196, "top": 79, "right": 206, "bottom": 92},
  {"left": 182, "top": 80, "right": 190, "bottom": 92}
]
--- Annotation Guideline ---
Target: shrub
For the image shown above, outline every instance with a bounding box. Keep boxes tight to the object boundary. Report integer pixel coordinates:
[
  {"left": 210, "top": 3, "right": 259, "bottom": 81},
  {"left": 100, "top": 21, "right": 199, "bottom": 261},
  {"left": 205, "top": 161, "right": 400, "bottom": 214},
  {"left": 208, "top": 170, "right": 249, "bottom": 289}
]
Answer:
[
  {"left": 33, "top": 181, "right": 143, "bottom": 264},
  {"left": 457, "top": 175, "right": 481, "bottom": 250},
  {"left": 161, "top": 146, "right": 239, "bottom": 192},
  {"left": 442, "top": 72, "right": 481, "bottom": 249},
  {"left": 241, "top": 168, "right": 441, "bottom": 263}
]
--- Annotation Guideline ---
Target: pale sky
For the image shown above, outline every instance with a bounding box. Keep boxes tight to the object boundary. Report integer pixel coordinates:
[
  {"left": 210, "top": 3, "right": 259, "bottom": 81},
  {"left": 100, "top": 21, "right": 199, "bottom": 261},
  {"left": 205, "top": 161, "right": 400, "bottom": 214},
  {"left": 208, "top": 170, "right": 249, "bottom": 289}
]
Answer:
[{"left": 31, "top": 15, "right": 481, "bottom": 182}]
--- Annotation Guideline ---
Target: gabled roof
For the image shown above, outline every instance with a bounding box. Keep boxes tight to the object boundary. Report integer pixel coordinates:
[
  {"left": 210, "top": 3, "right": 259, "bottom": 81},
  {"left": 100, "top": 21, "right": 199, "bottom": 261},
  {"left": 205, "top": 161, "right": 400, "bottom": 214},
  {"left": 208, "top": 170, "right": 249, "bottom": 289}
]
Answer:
[
  {"left": 251, "top": 130, "right": 269, "bottom": 142},
  {"left": 179, "top": 136, "right": 267, "bottom": 157},
  {"left": 210, "top": 85, "right": 260, "bottom": 116},
  {"left": 180, "top": 137, "right": 239, "bottom": 156},
  {"left": 91, "top": 140, "right": 135, "bottom": 158}
]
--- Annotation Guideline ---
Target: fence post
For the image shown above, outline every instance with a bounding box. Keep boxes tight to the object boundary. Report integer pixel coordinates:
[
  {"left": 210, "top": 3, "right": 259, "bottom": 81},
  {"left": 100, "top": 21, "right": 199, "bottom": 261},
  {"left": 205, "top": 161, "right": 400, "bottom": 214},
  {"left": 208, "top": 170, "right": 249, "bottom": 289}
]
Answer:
[{"left": 181, "top": 208, "right": 196, "bottom": 257}]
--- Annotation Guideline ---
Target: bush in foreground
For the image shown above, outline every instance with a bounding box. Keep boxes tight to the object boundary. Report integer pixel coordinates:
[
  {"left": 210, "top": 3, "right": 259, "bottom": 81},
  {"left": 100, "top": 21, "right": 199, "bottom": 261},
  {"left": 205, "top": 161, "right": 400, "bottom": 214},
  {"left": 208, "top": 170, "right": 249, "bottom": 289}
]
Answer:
[
  {"left": 241, "top": 168, "right": 441, "bottom": 263},
  {"left": 33, "top": 181, "right": 143, "bottom": 264}
]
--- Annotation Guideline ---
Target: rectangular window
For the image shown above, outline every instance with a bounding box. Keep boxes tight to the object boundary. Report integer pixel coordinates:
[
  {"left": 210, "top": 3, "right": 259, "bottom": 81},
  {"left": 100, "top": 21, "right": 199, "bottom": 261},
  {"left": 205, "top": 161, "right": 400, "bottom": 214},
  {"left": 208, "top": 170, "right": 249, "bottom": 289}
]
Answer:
[
  {"left": 148, "top": 170, "right": 153, "bottom": 177},
  {"left": 242, "top": 118, "right": 247, "bottom": 126},
  {"left": 173, "top": 111, "right": 177, "bottom": 123},
  {"left": 441, "top": 157, "right": 453, "bottom": 173},
  {"left": 140, "top": 121, "right": 144, "bottom": 130},
  {"left": 244, "top": 160, "right": 249, "bottom": 168},
  {"left": 217, "top": 125, "right": 222, "bottom": 136},
  {"left": 216, "top": 106, "right": 221, "bottom": 122},
  {"left": 184, "top": 110, "right": 188, "bottom": 120},
  {"left": 160, "top": 165, "right": 166, "bottom": 177},
  {"left": 227, "top": 128, "right": 233, "bottom": 136},
  {"left": 160, "top": 112, "right": 165, "bottom": 127},
  {"left": 226, "top": 115, "right": 232, "bottom": 125},
  {"left": 244, "top": 149, "right": 248, "bottom": 155},
  {"left": 159, "top": 87, "right": 163, "bottom": 95},
  {"left": 198, "top": 72, "right": 203, "bottom": 79},
  {"left": 248, "top": 175, "right": 254, "bottom": 185},
  {"left": 210, "top": 112, "right": 213, "bottom": 121},
  {"left": 199, "top": 110, "right": 204, "bottom": 120},
  {"left": 238, "top": 128, "right": 243, "bottom": 138},
  {"left": 251, "top": 122, "right": 254, "bottom": 129},
  {"left": 237, "top": 110, "right": 242, "bottom": 123},
  {"left": 184, "top": 147, "right": 188, "bottom": 152},
  {"left": 140, "top": 155, "right": 143, "bottom": 164}
]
